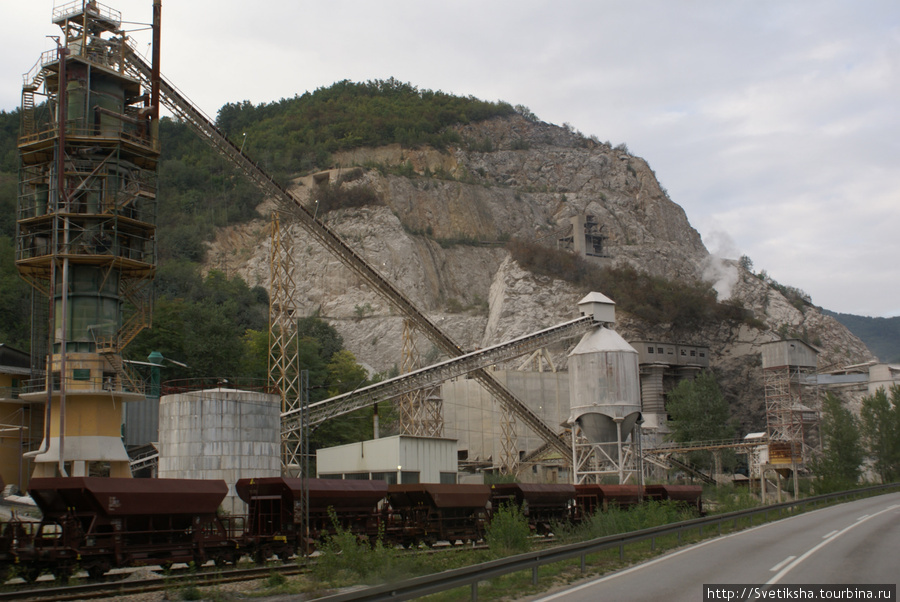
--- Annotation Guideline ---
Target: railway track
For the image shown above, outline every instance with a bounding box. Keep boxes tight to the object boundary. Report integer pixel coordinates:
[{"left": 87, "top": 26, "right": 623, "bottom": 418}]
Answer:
[{"left": 0, "top": 562, "right": 304, "bottom": 601}]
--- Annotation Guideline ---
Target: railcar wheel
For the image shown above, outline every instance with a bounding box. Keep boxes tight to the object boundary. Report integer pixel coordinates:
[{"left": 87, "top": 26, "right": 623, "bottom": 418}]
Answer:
[
  {"left": 18, "top": 565, "right": 42, "bottom": 584},
  {"left": 276, "top": 548, "right": 293, "bottom": 564},
  {"left": 85, "top": 561, "right": 110, "bottom": 580},
  {"left": 253, "top": 549, "right": 270, "bottom": 565},
  {"left": 53, "top": 564, "right": 73, "bottom": 583},
  {"left": 213, "top": 554, "right": 228, "bottom": 568}
]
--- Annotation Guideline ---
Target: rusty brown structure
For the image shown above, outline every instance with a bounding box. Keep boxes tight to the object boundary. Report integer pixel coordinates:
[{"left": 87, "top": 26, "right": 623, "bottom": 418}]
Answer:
[
  {"left": 386, "top": 483, "right": 491, "bottom": 546},
  {"left": 16, "top": 0, "right": 161, "bottom": 478}
]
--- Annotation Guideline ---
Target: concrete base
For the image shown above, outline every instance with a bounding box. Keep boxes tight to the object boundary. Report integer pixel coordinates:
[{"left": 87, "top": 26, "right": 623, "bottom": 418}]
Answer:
[{"left": 30, "top": 435, "right": 132, "bottom": 477}]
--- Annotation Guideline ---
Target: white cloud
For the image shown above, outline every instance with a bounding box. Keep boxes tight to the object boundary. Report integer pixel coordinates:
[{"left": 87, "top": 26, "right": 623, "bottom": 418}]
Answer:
[{"left": 2, "top": 0, "right": 899, "bottom": 317}]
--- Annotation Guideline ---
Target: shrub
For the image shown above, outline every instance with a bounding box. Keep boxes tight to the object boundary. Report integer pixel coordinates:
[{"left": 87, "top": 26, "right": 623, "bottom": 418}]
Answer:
[
  {"left": 313, "top": 516, "right": 402, "bottom": 585},
  {"left": 485, "top": 503, "right": 531, "bottom": 555},
  {"left": 506, "top": 238, "right": 759, "bottom": 330},
  {"left": 266, "top": 570, "right": 287, "bottom": 588},
  {"left": 313, "top": 182, "right": 382, "bottom": 214}
]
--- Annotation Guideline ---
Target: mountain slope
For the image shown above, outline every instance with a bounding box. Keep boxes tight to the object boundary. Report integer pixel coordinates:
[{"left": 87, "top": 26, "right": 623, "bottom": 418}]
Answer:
[
  {"left": 208, "top": 113, "right": 874, "bottom": 433},
  {"left": 823, "top": 310, "right": 900, "bottom": 363}
]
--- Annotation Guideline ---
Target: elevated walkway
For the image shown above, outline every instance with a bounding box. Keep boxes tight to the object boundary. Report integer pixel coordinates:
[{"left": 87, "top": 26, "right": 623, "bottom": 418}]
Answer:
[{"left": 284, "top": 315, "right": 596, "bottom": 432}]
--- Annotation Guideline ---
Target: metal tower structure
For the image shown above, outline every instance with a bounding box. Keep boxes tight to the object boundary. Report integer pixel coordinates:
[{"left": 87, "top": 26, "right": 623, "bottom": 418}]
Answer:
[
  {"left": 397, "top": 320, "right": 445, "bottom": 437},
  {"left": 499, "top": 401, "right": 518, "bottom": 475},
  {"left": 761, "top": 339, "right": 820, "bottom": 468},
  {"left": 268, "top": 212, "right": 303, "bottom": 475},
  {"left": 398, "top": 319, "right": 423, "bottom": 435},
  {"left": 16, "top": 0, "right": 160, "bottom": 478}
]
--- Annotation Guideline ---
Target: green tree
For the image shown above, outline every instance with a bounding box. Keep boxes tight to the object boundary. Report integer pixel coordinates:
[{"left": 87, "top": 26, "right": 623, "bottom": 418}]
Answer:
[
  {"left": 667, "top": 371, "right": 735, "bottom": 443},
  {"left": 0, "top": 236, "right": 33, "bottom": 350},
  {"left": 127, "top": 269, "right": 268, "bottom": 380},
  {"left": 297, "top": 315, "right": 344, "bottom": 363},
  {"left": 811, "top": 393, "right": 865, "bottom": 489},
  {"left": 666, "top": 371, "right": 736, "bottom": 471},
  {"left": 859, "top": 385, "right": 900, "bottom": 483},
  {"left": 240, "top": 329, "right": 270, "bottom": 380},
  {"left": 326, "top": 350, "right": 368, "bottom": 396}
]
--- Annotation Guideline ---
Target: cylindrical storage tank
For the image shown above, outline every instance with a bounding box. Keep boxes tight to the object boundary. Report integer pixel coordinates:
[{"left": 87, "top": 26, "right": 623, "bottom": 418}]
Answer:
[
  {"left": 158, "top": 387, "right": 281, "bottom": 515},
  {"left": 567, "top": 327, "right": 641, "bottom": 443}
]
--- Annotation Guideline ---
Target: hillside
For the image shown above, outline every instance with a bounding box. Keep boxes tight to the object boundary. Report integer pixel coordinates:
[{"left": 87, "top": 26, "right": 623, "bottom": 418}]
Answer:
[
  {"left": 198, "top": 88, "right": 875, "bottom": 433},
  {"left": 823, "top": 310, "right": 900, "bottom": 363},
  {"left": 0, "top": 83, "right": 879, "bottom": 435}
]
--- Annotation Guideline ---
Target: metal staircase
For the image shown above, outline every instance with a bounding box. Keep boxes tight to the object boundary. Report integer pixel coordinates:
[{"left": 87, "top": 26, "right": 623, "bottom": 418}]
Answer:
[
  {"left": 99, "top": 351, "right": 143, "bottom": 394},
  {"left": 21, "top": 57, "right": 49, "bottom": 136}
]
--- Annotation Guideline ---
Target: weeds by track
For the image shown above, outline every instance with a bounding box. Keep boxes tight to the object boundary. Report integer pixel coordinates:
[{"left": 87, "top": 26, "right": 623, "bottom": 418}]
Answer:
[{"left": 0, "top": 562, "right": 305, "bottom": 601}]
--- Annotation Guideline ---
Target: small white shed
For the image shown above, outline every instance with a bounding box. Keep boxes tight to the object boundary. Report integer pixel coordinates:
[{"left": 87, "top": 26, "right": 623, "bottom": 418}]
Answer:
[{"left": 317, "top": 435, "right": 458, "bottom": 484}]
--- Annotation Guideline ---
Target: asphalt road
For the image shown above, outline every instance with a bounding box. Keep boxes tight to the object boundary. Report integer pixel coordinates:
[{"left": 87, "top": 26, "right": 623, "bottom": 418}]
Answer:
[{"left": 532, "top": 492, "right": 900, "bottom": 602}]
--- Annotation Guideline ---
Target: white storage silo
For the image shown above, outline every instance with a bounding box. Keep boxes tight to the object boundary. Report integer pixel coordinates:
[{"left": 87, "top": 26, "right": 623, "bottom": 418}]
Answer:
[
  {"left": 158, "top": 387, "right": 281, "bottom": 514},
  {"left": 567, "top": 325, "right": 641, "bottom": 484},
  {"left": 568, "top": 327, "right": 641, "bottom": 441}
]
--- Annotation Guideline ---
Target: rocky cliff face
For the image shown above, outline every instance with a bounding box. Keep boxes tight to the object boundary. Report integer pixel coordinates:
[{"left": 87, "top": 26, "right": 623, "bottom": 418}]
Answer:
[{"left": 206, "top": 115, "right": 874, "bottom": 431}]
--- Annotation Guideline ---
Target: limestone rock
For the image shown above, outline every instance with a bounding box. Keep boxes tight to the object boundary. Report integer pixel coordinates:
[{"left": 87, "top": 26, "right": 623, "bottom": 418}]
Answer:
[{"left": 204, "top": 115, "right": 874, "bottom": 430}]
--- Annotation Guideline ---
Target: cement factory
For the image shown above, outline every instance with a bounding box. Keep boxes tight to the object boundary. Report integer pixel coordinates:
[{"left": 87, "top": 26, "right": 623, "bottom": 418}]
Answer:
[
  {"left": 1, "top": 3, "right": 898, "bottom": 580},
  {"left": 0, "top": 0, "right": 842, "bottom": 500}
]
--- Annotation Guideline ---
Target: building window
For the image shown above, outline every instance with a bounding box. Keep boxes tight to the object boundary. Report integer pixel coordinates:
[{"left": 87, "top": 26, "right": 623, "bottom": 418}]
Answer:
[
  {"left": 440, "top": 472, "right": 456, "bottom": 484},
  {"left": 371, "top": 472, "right": 396, "bottom": 484},
  {"left": 648, "top": 347, "right": 654, "bottom": 353}
]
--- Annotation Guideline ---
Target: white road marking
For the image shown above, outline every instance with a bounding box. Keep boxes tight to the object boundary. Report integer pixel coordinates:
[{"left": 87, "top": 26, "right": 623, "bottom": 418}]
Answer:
[
  {"left": 822, "top": 530, "right": 838, "bottom": 539},
  {"left": 856, "top": 515, "right": 869, "bottom": 521},
  {"left": 770, "top": 556, "right": 796, "bottom": 572},
  {"left": 767, "top": 504, "right": 898, "bottom": 585},
  {"left": 532, "top": 499, "right": 897, "bottom": 601},
  {"left": 533, "top": 508, "right": 828, "bottom": 602}
]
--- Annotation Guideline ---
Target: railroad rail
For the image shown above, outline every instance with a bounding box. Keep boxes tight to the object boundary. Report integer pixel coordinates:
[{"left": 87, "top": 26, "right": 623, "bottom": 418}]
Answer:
[
  {"left": 122, "top": 46, "right": 573, "bottom": 459},
  {"left": 0, "top": 563, "right": 303, "bottom": 602}
]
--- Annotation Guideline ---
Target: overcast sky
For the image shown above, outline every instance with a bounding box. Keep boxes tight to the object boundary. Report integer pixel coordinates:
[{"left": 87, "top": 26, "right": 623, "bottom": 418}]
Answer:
[{"left": 4, "top": 1, "right": 899, "bottom": 318}]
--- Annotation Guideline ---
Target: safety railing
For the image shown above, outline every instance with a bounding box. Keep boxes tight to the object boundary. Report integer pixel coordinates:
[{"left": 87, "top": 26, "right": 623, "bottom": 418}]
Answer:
[
  {"left": 52, "top": 0, "right": 121, "bottom": 28},
  {"left": 0, "top": 386, "right": 21, "bottom": 401},
  {"left": 160, "top": 377, "right": 277, "bottom": 396},
  {"left": 18, "top": 122, "right": 155, "bottom": 151},
  {"left": 20, "top": 357, "right": 146, "bottom": 396}
]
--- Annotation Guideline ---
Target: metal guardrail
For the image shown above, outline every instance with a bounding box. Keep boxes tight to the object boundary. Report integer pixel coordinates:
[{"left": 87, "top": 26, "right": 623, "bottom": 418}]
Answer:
[
  {"left": 314, "top": 483, "right": 900, "bottom": 601},
  {"left": 0, "top": 387, "right": 20, "bottom": 401}
]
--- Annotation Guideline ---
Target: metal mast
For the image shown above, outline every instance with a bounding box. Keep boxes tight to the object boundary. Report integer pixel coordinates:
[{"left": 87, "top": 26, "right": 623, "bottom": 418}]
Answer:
[{"left": 268, "top": 212, "right": 302, "bottom": 475}]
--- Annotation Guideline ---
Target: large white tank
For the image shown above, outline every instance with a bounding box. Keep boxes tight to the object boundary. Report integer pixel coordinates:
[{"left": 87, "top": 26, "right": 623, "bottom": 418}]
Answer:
[
  {"left": 158, "top": 387, "right": 281, "bottom": 514},
  {"left": 567, "top": 327, "right": 641, "bottom": 443}
]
